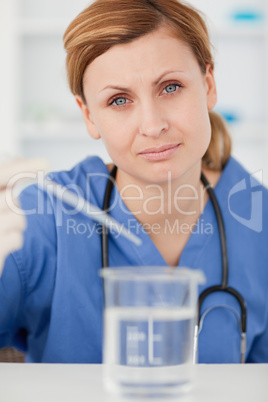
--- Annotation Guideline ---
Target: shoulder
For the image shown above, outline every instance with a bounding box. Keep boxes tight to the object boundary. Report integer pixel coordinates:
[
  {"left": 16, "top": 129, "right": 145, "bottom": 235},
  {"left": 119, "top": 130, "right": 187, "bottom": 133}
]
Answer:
[
  {"left": 217, "top": 156, "right": 268, "bottom": 235},
  {"left": 12, "top": 156, "right": 109, "bottom": 303},
  {"left": 47, "top": 156, "right": 110, "bottom": 206},
  {"left": 20, "top": 156, "right": 110, "bottom": 210},
  {"left": 217, "top": 156, "right": 268, "bottom": 199},
  {"left": 48, "top": 155, "right": 108, "bottom": 186},
  {"left": 17, "top": 155, "right": 108, "bottom": 254}
]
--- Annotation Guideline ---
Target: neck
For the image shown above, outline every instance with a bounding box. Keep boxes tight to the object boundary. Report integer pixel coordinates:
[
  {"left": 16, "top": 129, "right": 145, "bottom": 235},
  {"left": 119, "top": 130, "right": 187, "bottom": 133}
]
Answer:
[{"left": 115, "top": 163, "right": 211, "bottom": 227}]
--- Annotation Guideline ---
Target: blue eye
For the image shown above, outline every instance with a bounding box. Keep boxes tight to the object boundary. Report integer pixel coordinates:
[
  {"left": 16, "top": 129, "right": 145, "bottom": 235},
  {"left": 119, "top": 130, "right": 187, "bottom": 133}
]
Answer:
[
  {"left": 111, "top": 97, "right": 129, "bottom": 106},
  {"left": 163, "top": 83, "right": 181, "bottom": 94}
]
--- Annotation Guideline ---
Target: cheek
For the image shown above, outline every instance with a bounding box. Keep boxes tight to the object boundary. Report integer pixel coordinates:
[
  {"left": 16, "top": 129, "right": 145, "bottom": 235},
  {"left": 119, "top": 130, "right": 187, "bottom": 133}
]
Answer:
[
  {"left": 190, "top": 109, "right": 211, "bottom": 144},
  {"left": 94, "top": 111, "right": 134, "bottom": 153},
  {"left": 201, "top": 115, "right": 212, "bottom": 149},
  {"left": 173, "top": 97, "right": 211, "bottom": 152},
  {"left": 185, "top": 91, "right": 211, "bottom": 138},
  {"left": 170, "top": 87, "right": 207, "bottom": 122}
]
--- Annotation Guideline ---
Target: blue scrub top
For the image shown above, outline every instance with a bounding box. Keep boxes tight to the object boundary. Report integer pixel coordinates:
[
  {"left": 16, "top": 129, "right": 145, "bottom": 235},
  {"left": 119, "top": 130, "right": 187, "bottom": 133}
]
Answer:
[{"left": 0, "top": 156, "right": 267, "bottom": 363}]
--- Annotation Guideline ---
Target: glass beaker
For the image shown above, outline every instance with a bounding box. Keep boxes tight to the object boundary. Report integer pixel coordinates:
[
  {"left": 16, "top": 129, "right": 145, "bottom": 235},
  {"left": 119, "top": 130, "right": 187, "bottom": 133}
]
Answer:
[{"left": 100, "top": 266, "right": 205, "bottom": 396}]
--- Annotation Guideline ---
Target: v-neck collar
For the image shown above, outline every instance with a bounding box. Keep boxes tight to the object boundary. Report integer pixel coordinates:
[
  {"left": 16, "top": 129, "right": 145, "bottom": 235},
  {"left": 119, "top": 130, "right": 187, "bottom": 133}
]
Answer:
[{"left": 99, "top": 157, "right": 234, "bottom": 268}]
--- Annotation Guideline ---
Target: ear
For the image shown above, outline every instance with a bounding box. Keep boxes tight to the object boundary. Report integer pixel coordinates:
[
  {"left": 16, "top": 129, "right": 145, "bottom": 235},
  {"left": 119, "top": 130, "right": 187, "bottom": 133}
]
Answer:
[
  {"left": 205, "top": 64, "right": 217, "bottom": 110},
  {"left": 75, "top": 96, "right": 101, "bottom": 139}
]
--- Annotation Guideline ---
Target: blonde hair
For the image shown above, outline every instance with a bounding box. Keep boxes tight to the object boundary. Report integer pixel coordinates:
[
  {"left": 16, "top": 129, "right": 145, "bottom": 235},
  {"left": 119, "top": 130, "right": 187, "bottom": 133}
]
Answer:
[{"left": 63, "top": 0, "right": 231, "bottom": 170}]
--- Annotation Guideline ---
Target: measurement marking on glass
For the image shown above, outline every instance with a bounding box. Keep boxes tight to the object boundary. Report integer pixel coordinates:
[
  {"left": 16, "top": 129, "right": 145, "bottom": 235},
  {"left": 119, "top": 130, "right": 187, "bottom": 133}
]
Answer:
[
  {"left": 126, "top": 326, "right": 146, "bottom": 366},
  {"left": 148, "top": 316, "right": 163, "bottom": 365}
]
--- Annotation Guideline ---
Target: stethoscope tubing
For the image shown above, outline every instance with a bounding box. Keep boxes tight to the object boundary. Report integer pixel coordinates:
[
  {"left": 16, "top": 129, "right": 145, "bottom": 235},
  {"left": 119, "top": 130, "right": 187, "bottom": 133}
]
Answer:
[
  {"left": 200, "top": 173, "right": 247, "bottom": 335},
  {"left": 200, "top": 173, "right": 228, "bottom": 286},
  {"left": 101, "top": 165, "right": 118, "bottom": 268}
]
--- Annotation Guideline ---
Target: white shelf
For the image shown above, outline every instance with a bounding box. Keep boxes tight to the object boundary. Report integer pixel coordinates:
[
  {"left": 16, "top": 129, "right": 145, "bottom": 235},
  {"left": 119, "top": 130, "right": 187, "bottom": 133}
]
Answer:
[
  {"left": 229, "top": 122, "right": 268, "bottom": 141},
  {"left": 214, "top": 25, "right": 266, "bottom": 38},
  {"left": 19, "top": 121, "right": 88, "bottom": 140}
]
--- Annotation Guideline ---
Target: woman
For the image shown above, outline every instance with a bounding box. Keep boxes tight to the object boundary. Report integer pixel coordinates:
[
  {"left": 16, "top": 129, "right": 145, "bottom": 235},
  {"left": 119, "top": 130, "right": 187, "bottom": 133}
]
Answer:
[{"left": 0, "top": 0, "right": 267, "bottom": 364}]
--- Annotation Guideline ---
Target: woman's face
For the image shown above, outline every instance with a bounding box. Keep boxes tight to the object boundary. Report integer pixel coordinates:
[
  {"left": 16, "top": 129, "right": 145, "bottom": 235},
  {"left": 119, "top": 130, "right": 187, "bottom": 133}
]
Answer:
[{"left": 77, "top": 26, "right": 217, "bottom": 186}]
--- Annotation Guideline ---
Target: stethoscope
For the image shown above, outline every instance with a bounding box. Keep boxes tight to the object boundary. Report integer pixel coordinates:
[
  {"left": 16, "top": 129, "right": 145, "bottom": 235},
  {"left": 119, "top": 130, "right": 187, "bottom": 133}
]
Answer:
[{"left": 101, "top": 165, "right": 247, "bottom": 363}]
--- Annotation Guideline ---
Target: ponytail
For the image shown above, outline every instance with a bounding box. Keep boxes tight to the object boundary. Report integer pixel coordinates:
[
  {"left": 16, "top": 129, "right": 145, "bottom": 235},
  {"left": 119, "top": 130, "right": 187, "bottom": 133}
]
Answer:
[{"left": 202, "top": 111, "right": 232, "bottom": 171}]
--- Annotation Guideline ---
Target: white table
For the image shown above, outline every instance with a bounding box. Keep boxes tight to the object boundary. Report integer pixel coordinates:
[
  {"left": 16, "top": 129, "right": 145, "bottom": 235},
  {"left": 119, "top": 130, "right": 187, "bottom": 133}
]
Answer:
[{"left": 0, "top": 363, "right": 267, "bottom": 402}]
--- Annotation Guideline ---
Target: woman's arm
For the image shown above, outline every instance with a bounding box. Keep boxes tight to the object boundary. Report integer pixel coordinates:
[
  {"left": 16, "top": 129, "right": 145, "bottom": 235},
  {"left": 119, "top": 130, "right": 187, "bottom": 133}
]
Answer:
[{"left": 0, "top": 157, "right": 48, "bottom": 275}]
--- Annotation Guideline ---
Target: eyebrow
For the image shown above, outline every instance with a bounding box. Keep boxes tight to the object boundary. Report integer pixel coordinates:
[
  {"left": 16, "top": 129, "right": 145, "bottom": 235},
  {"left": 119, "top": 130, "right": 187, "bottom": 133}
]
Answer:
[{"left": 99, "top": 70, "right": 185, "bottom": 94}]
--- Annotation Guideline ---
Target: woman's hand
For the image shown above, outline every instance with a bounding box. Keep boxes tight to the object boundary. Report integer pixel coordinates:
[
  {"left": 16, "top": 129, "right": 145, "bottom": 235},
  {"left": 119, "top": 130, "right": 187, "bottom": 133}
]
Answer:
[{"left": 0, "top": 157, "right": 49, "bottom": 275}]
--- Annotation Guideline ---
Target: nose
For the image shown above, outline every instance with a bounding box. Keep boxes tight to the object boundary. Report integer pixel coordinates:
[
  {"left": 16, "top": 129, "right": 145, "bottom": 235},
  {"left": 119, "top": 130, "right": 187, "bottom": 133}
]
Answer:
[{"left": 138, "top": 101, "right": 168, "bottom": 138}]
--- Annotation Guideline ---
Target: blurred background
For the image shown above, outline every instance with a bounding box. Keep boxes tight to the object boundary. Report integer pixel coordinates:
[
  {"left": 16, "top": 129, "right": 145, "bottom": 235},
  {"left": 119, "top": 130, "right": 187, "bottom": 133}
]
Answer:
[{"left": 0, "top": 0, "right": 267, "bottom": 185}]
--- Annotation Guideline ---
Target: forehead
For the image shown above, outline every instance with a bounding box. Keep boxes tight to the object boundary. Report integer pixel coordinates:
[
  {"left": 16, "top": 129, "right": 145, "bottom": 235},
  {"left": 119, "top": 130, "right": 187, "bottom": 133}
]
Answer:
[{"left": 83, "top": 27, "right": 198, "bottom": 87}]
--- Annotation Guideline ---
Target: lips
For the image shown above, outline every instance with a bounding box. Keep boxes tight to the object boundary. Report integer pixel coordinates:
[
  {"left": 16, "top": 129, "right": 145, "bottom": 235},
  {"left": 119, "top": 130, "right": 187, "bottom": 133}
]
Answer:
[
  {"left": 138, "top": 143, "right": 180, "bottom": 161},
  {"left": 140, "top": 144, "right": 179, "bottom": 154}
]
